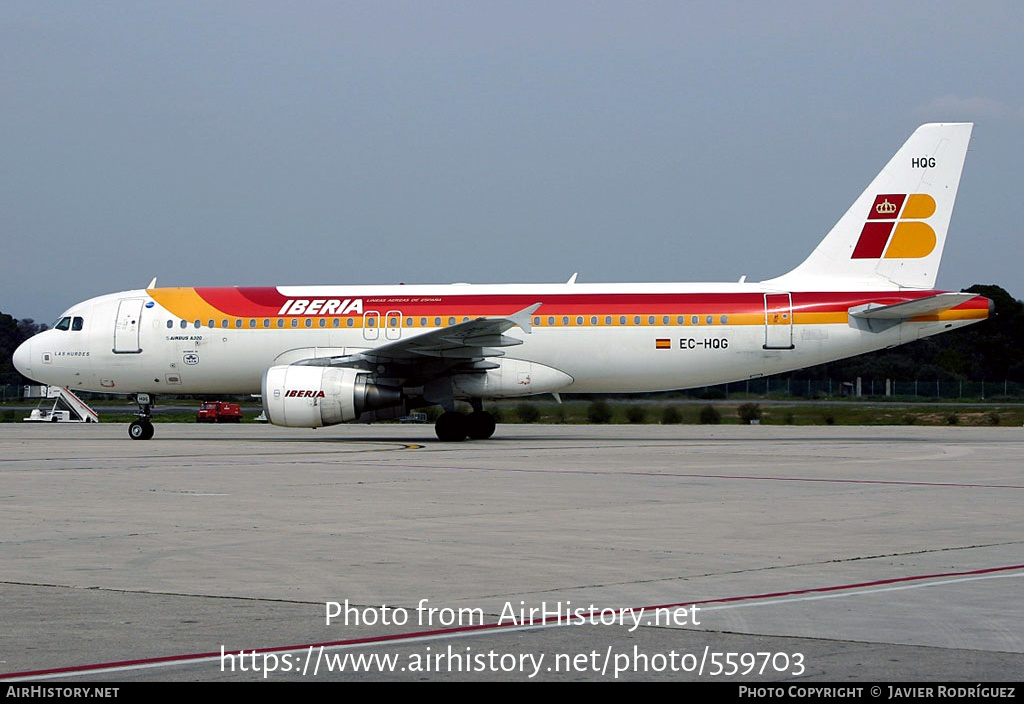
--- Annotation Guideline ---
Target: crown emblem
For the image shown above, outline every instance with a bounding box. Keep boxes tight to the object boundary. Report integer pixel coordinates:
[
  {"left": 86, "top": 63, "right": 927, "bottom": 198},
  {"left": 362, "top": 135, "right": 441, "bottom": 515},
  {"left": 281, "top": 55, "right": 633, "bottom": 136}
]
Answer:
[{"left": 875, "top": 198, "right": 898, "bottom": 215}]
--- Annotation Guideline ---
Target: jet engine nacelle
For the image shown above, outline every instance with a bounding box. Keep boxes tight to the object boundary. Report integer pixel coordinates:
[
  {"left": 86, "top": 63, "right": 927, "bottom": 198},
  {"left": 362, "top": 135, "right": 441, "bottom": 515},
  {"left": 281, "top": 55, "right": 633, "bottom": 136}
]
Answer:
[
  {"left": 262, "top": 365, "right": 402, "bottom": 428},
  {"left": 450, "top": 359, "right": 573, "bottom": 398}
]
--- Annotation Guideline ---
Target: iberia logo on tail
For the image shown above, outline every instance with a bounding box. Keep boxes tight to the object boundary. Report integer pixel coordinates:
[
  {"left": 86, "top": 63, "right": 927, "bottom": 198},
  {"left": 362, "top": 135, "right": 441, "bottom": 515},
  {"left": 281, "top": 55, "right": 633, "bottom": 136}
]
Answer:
[{"left": 851, "top": 193, "right": 936, "bottom": 259}]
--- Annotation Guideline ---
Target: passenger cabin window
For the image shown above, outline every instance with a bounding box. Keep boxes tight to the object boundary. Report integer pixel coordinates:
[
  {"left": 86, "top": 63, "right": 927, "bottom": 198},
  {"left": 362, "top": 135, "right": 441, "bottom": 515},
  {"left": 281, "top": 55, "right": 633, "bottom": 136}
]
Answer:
[{"left": 166, "top": 320, "right": 173, "bottom": 329}]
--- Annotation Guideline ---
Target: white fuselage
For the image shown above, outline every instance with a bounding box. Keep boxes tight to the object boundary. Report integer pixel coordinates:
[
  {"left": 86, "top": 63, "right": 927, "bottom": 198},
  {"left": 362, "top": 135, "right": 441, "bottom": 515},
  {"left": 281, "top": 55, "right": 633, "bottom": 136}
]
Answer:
[{"left": 13, "top": 282, "right": 987, "bottom": 399}]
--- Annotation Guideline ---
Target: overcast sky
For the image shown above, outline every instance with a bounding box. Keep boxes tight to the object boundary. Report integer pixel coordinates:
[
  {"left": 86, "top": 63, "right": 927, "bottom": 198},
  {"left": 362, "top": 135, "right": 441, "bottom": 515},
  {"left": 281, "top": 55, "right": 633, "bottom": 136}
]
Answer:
[{"left": 3, "top": 1, "right": 1022, "bottom": 322}]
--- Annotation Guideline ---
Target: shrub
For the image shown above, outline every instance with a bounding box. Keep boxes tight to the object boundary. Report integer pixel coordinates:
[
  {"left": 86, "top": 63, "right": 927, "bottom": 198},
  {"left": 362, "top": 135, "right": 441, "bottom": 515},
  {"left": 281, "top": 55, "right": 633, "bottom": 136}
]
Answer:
[
  {"left": 625, "top": 405, "right": 647, "bottom": 424},
  {"left": 699, "top": 405, "right": 721, "bottom": 424},
  {"left": 737, "top": 403, "right": 762, "bottom": 424},
  {"left": 661, "top": 406, "right": 682, "bottom": 424},
  {"left": 587, "top": 400, "right": 614, "bottom": 424},
  {"left": 516, "top": 404, "right": 541, "bottom": 423}
]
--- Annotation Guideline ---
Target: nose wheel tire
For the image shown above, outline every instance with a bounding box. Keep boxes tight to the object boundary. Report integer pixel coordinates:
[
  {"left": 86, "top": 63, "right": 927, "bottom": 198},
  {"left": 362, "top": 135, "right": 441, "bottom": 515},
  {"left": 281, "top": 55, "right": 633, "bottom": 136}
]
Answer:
[{"left": 129, "top": 420, "right": 154, "bottom": 440}]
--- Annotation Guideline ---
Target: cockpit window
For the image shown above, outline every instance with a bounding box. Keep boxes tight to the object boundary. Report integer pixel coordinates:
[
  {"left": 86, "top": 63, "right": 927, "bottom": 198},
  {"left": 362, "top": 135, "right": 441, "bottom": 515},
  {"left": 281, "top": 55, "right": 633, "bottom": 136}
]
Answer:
[
  {"left": 72, "top": 317, "right": 84, "bottom": 331},
  {"left": 55, "top": 316, "right": 71, "bottom": 331}
]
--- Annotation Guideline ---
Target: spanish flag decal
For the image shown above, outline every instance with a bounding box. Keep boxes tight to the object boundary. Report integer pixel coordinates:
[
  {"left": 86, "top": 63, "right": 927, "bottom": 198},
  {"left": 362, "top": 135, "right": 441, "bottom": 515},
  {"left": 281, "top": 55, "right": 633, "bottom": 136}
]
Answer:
[{"left": 655, "top": 339, "right": 671, "bottom": 349}]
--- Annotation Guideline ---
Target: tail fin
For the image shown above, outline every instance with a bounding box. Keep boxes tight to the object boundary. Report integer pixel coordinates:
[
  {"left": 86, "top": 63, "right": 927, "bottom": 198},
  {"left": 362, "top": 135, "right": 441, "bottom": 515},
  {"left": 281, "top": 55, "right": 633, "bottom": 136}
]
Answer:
[{"left": 765, "top": 123, "right": 973, "bottom": 290}]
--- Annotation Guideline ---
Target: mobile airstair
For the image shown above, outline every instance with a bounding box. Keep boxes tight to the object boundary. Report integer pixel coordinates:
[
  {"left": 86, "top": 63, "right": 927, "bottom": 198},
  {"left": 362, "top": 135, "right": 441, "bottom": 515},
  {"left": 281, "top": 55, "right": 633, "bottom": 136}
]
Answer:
[{"left": 23, "top": 385, "right": 99, "bottom": 423}]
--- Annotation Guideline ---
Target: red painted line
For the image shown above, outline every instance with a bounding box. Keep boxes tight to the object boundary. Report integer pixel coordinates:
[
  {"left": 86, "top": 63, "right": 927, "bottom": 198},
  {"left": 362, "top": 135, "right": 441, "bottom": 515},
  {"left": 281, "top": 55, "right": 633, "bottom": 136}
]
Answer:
[
  {"left": 3, "top": 563, "right": 1022, "bottom": 680},
  {"left": 625, "top": 471, "right": 1024, "bottom": 490}
]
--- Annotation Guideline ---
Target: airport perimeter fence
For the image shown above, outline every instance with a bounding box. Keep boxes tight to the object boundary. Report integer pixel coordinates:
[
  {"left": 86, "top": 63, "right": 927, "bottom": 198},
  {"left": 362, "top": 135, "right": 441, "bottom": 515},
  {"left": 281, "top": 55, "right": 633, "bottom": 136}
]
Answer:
[{"left": 695, "top": 378, "right": 1024, "bottom": 401}]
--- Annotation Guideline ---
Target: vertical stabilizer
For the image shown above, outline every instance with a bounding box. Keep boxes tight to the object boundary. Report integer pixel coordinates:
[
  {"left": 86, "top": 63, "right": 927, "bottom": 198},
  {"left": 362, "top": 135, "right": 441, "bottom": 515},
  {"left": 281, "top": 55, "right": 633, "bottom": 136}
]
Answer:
[{"left": 765, "top": 123, "right": 973, "bottom": 290}]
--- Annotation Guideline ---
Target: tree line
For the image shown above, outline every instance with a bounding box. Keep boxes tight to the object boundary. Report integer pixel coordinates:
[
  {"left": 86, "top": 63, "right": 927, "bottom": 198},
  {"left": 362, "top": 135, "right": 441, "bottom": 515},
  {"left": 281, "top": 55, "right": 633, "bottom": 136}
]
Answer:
[
  {"left": 0, "top": 313, "right": 47, "bottom": 386},
  {"left": 794, "top": 285, "right": 1024, "bottom": 385}
]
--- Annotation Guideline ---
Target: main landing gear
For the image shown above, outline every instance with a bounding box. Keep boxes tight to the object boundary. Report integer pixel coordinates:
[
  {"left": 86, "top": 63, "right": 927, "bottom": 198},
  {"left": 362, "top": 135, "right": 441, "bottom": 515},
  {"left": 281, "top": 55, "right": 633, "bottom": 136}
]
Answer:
[
  {"left": 434, "top": 403, "right": 497, "bottom": 442},
  {"left": 128, "top": 393, "right": 155, "bottom": 440}
]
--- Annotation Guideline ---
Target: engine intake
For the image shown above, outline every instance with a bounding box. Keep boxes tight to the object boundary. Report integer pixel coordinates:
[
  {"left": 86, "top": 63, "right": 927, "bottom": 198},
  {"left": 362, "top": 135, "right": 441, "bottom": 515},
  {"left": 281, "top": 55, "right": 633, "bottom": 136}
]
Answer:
[{"left": 262, "top": 365, "right": 402, "bottom": 428}]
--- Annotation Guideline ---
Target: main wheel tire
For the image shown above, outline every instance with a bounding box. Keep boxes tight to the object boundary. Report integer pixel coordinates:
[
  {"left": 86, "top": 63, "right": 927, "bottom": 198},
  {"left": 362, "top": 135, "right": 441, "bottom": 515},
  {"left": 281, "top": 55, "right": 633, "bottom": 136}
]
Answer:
[
  {"left": 465, "top": 411, "right": 496, "bottom": 440},
  {"left": 435, "top": 411, "right": 468, "bottom": 442}
]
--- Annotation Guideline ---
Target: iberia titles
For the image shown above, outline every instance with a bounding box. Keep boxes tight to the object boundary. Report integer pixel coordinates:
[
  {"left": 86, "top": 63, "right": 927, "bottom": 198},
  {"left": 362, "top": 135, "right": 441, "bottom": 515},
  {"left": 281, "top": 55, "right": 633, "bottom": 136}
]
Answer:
[{"left": 277, "top": 298, "right": 364, "bottom": 316}]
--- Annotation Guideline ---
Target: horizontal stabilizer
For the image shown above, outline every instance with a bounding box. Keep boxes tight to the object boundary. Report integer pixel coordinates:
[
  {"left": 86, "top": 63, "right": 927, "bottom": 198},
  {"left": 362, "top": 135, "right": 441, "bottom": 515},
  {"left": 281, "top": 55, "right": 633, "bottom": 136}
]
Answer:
[{"left": 849, "top": 293, "right": 979, "bottom": 320}]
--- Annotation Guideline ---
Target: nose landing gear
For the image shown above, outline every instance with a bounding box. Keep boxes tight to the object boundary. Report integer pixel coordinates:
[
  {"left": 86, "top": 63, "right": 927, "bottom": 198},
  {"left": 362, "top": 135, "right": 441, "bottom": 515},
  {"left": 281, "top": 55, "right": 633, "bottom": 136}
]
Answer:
[{"left": 128, "top": 393, "right": 155, "bottom": 440}]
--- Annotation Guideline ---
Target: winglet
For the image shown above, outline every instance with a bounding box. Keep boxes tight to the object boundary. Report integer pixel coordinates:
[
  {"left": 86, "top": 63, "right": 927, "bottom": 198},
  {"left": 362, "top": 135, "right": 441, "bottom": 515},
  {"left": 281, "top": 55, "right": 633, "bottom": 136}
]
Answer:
[
  {"left": 147, "top": 277, "right": 158, "bottom": 289},
  {"left": 506, "top": 303, "right": 542, "bottom": 334}
]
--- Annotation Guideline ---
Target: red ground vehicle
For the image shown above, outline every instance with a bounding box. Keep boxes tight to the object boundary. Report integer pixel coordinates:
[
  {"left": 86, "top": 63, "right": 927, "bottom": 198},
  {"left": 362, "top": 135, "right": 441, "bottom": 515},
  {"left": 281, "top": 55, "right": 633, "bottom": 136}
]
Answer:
[{"left": 196, "top": 401, "right": 243, "bottom": 423}]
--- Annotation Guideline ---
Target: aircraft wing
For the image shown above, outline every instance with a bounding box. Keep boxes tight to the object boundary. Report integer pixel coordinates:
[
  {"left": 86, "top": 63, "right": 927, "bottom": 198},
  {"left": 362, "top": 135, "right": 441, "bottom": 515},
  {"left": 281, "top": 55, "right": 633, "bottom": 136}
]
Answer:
[
  {"left": 849, "top": 293, "right": 981, "bottom": 320},
  {"left": 295, "top": 303, "right": 542, "bottom": 371}
]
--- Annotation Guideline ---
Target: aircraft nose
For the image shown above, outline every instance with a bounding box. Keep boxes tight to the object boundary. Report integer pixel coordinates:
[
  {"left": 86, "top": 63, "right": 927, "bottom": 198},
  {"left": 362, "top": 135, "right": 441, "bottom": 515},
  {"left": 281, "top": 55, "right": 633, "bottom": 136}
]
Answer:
[{"left": 12, "top": 338, "right": 33, "bottom": 378}]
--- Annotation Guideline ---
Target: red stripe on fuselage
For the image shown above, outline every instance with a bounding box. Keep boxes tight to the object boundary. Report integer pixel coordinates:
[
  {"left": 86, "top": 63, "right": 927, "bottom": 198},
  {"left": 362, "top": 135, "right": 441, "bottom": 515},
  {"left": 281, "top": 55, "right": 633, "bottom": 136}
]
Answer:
[{"left": 184, "top": 288, "right": 986, "bottom": 318}]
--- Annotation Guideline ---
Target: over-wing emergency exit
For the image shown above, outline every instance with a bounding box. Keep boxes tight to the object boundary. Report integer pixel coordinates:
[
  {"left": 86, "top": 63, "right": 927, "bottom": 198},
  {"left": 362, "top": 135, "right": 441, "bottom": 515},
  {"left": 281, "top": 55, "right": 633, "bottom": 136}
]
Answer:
[{"left": 13, "top": 123, "right": 990, "bottom": 441}]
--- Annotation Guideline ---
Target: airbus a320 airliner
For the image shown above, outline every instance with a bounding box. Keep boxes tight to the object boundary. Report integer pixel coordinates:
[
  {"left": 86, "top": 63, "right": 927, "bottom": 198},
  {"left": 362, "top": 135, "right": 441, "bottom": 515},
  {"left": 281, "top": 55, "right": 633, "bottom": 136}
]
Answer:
[{"left": 13, "top": 123, "right": 989, "bottom": 441}]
